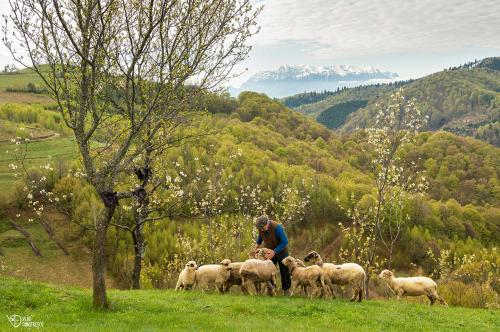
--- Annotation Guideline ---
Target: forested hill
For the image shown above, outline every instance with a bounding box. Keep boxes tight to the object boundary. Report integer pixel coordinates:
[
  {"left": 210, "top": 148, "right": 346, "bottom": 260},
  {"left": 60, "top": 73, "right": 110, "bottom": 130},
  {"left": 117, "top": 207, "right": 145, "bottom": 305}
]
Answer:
[
  {"left": 286, "top": 57, "right": 500, "bottom": 146},
  {"left": 1, "top": 89, "right": 499, "bottom": 304}
]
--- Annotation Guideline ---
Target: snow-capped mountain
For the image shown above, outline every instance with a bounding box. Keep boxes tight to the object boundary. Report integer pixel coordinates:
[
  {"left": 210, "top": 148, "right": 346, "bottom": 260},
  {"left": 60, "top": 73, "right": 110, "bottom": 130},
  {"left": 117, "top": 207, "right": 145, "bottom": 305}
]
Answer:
[{"left": 231, "top": 64, "right": 399, "bottom": 98}]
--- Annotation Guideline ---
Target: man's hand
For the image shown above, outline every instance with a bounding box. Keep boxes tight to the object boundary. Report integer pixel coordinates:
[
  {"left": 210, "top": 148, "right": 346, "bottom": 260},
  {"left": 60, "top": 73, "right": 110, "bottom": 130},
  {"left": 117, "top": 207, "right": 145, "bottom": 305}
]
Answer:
[{"left": 265, "top": 249, "right": 275, "bottom": 260}]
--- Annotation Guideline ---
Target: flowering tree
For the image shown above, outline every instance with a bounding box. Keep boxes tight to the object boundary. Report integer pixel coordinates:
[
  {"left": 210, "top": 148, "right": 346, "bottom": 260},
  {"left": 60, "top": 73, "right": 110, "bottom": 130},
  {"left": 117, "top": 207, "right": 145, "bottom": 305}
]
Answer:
[
  {"left": 367, "top": 88, "right": 428, "bottom": 266},
  {"left": 339, "top": 88, "right": 428, "bottom": 298},
  {"left": 270, "top": 182, "right": 310, "bottom": 228},
  {"left": 6, "top": 133, "right": 69, "bottom": 256},
  {"left": 4, "top": 0, "right": 261, "bottom": 308}
]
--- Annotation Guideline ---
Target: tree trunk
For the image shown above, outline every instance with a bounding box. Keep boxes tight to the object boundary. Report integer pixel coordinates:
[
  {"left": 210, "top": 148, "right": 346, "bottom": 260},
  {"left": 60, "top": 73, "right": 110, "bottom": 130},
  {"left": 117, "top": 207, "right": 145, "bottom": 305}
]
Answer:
[
  {"left": 38, "top": 219, "right": 69, "bottom": 255},
  {"left": 8, "top": 220, "right": 42, "bottom": 257},
  {"left": 92, "top": 203, "right": 116, "bottom": 309},
  {"left": 365, "top": 274, "right": 371, "bottom": 299},
  {"left": 131, "top": 224, "right": 145, "bottom": 289},
  {"left": 387, "top": 248, "right": 393, "bottom": 270}
]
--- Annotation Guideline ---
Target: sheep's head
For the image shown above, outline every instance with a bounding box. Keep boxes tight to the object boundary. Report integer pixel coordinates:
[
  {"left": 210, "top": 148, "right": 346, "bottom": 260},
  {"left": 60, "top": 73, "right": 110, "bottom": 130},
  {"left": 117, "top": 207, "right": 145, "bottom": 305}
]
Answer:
[
  {"left": 294, "top": 258, "right": 306, "bottom": 267},
  {"left": 303, "top": 251, "right": 321, "bottom": 264},
  {"left": 255, "top": 249, "right": 267, "bottom": 260},
  {"left": 379, "top": 269, "right": 394, "bottom": 280},
  {"left": 185, "top": 261, "right": 198, "bottom": 271},
  {"left": 220, "top": 259, "right": 232, "bottom": 270},
  {"left": 281, "top": 256, "right": 296, "bottom": 268}
]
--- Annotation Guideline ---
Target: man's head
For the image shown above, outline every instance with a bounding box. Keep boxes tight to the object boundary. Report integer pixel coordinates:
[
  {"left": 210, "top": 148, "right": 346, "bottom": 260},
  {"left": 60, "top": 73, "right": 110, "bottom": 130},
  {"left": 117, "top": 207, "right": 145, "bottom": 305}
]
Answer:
[{"left": 255, "top": 215, "right": 269, "bottom": 231}]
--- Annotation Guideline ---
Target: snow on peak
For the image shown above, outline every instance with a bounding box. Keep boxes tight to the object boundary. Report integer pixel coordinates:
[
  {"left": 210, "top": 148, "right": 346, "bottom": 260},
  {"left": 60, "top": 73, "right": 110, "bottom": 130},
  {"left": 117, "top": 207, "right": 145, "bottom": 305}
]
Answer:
[{"left": 248, "top": 64, "right": 397, "bottom": 82}]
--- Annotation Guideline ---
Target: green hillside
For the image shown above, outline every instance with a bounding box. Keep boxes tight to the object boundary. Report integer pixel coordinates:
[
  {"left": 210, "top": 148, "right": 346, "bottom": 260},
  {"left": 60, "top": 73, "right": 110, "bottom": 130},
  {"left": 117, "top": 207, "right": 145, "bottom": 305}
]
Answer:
[
  {"left": 294, "top": 83, "right": 402, "bottom": 117},
  {"left": 0, "top": 68, "right": 45, "bottom": 92},
  {"left": 340, "top": 58, "right": 500, "bottom": 145},
  {"left": 1, "top": 278, "right": 498, "bottom": 332},
  {"left": 0, "top": 91, "right": 498, "bottom": 309},
  {"left": 288, "top": 57, "right": 500, "bottom": 146}
]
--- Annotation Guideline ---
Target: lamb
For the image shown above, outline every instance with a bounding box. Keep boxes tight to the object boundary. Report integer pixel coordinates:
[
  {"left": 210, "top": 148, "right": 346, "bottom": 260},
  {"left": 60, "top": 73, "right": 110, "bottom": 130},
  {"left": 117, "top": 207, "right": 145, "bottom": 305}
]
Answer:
[
  {"left": 175, "top": 260, "right": 198, "bottom": 291},
  {"left": 239, "top": 254, "right": 278, "bottom": 296},
  {"left": 304, "top": 251, "right": 366, "bottom": 302},
  {"left": 378, "top": 270, "right": 448, "bottom": 306},
  {"left": 293, "top": 258, "right": 311, "bottom": 295},
  {"left": 282, "top": 256, "right": 327, "bottom": 299},
  {"left": 222, "top": 262, "right": 244, "bottom": 292},
  {"left": 195, "top": 259, "right": 232, "bottom": 292}
]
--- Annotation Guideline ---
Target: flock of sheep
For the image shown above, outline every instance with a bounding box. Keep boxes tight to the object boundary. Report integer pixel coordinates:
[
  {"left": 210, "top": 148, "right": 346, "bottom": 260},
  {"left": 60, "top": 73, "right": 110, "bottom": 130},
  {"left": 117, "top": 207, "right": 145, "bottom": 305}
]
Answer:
[{"left": 175, "top": 249, "right": 448, "bottom": 306}]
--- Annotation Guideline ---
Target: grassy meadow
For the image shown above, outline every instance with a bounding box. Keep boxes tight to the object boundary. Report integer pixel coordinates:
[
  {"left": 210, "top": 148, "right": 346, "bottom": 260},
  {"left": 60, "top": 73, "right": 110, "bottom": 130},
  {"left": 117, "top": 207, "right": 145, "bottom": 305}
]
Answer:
[
  {"left": 0, "top": 136, "right": 77, "bottom": 189},
  {"left": 0, "top": 278, "right": 499, "bottom": 332},
  {"left": 0, "top": 70, "right": 45, "bottom": 92}
]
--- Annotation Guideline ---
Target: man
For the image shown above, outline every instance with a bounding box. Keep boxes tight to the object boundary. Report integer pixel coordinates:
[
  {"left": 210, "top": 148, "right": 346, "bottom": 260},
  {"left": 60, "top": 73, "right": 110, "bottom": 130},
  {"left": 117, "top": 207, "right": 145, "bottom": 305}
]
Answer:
[{"left": 254, "top": 215, "right": 291, "bottom": 295}]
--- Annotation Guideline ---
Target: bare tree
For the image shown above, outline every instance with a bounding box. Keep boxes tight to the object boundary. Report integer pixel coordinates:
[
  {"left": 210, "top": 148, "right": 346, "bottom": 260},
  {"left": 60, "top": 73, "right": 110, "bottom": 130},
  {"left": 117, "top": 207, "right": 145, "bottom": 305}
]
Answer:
[{"left": 3, "top": 0, "right": 260, "bottom": 308}]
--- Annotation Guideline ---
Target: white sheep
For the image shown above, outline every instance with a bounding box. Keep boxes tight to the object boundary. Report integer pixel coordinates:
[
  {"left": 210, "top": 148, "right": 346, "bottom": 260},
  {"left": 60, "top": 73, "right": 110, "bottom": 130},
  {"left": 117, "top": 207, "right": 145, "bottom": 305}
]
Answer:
[
  {"left": 282, "top": 256, "right": 327, "bottom": 298},
  {"left": 195, "top": 259, "right": 232, "bottom": 292},
  {"left": 239, "top": 256, "right": 278, "bottom": 296},
  {"left": 304, "top": 251, "right": 366, "bottom": 302},
  {"left": 175, "top": 260, "right": 198, "bottom": 291},
  {"left": 379, "top": 270, "right": 448, "bottom": 306}
]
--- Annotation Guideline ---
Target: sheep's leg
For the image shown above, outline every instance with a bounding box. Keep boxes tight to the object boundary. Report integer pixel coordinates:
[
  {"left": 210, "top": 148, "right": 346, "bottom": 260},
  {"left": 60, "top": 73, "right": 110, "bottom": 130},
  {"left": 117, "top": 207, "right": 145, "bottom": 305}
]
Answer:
[
  {"left": 216, "top": 282, "right": 224, "bottom": 293},
  {"left": 266, "top": 281, "right": 274, "bottom": 296},
  {"left": 303, "top": 285, "right": 309, "bottom": 296},
  {"left": 307, "top": 281, "right": 314, "bottom": 299},
  {"left": 427, "top": 295, "right": 436, "bottom": 305},
  {"left": 241, "top": 278, "right": 251, "bottom": 295},
  {"left": 437, "top": 296, "right": 448, "bottom": 307},
  {"left": 357, "top": 289, "right": 363, "bottom": 302},
  {"left": 350, "top": 286, "right": 357, "bottom": 302},
  {"left": 328, "top": 284, "right": 336, "bottom": 299},
  {"left": 222, "top": 282, "right": 230, "bottom": 293},
  {"left": 271, "top": 274, "right": 277, "bottom": 296},
  {"left": 319, "top": 275, "right": 327, "bottom": 299},
  {"left": 291, "top": 281, "right": 299, "bottom": 296},
  {"left": 397, "top": 289, "right": 404, "bottom": 301},
  {"left": 255, "top": 282, "right": 261, "bottom": 295}
]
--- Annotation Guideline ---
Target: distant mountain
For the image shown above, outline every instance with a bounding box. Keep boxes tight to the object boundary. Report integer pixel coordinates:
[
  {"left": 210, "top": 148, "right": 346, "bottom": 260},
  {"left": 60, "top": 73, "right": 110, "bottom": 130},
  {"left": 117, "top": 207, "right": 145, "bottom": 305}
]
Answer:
[
  {"left": 231, "top": 64, "right": 398, "bottom": 98},
  {"left": 288, "top": 57, "right": 500, "bottom": 146}
]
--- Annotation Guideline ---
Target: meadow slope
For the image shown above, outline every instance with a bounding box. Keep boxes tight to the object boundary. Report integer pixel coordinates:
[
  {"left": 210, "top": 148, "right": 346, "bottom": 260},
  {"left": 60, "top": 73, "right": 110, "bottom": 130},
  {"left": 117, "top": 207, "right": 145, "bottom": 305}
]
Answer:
[{"left": 0, "top": 278, "right": 499, "bottom": 331}]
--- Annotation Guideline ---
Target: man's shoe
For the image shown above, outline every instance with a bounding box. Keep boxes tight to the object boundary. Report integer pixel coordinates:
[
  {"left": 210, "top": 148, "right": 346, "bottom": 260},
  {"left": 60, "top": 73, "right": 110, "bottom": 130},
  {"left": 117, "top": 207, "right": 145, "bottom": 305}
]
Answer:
[{"left": 283, "top": 289, "right": 291, "bottom": 296}]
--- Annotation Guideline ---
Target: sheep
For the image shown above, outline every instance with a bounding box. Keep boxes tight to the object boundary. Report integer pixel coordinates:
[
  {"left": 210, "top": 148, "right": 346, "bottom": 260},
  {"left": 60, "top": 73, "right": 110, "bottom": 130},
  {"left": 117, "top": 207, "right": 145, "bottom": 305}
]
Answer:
[
  {"left": 175, "top": 260, "right": 198, "bottom": 291},
  {"left": 281, "top": 256, "right": 327, "bottom": 299},
  {"left": 304, "top": 251, "right": 366, "bottom": 302},
  {"left": 239, "top": 255, "right": 278, "bottom": 296},
  {"left": 378, "top": 270, "right": 448, "bottom": 306},
  {"left": 195, "top": 259, "right": 232, "bottom": 292},
  {"left": 293, "top": 258, "right": 310, "bottom": 295},
  {"left": 222, "top": 262, "right": 244, "bottom": 292}
]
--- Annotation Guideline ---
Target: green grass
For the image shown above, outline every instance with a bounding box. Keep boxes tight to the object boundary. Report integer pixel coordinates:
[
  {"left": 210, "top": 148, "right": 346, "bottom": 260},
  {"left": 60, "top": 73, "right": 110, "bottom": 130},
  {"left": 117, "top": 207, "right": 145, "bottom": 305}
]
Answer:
[
  {"left": 0, "top": 137, "right": 78, "bottom": 189},
  {"left": 0, "top": 70, "right": 44, "bottom": 91},
  {"left": 0, "top": 278, "right": 498, "bottom": 331},
  {"left": 0, "top": 213, "right": 114, "bottom": 289}
]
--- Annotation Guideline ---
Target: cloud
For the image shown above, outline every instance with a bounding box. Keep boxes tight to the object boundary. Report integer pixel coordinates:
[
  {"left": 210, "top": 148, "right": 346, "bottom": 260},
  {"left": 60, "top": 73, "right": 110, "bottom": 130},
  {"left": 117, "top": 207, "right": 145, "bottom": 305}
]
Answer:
[{"left": 253, "top": 0, "right": 500, "bottom": 58}]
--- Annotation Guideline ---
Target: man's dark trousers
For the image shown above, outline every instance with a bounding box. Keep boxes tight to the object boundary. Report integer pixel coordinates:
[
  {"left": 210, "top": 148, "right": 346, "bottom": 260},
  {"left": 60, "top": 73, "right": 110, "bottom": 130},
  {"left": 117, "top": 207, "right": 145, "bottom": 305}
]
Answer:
[{"left": 272, "top": 253, "right": 291, "bottom": 291}]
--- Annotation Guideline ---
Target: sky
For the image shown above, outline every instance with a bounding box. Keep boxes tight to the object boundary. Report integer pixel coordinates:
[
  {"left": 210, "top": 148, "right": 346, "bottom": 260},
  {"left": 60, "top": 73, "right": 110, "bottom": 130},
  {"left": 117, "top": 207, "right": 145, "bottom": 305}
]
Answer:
[
  {"left": 0, "top": 0, "right": 498, "bottom": 88},
  {"left": 228, "top": 0, "right": 500, "bottom": 87}
]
